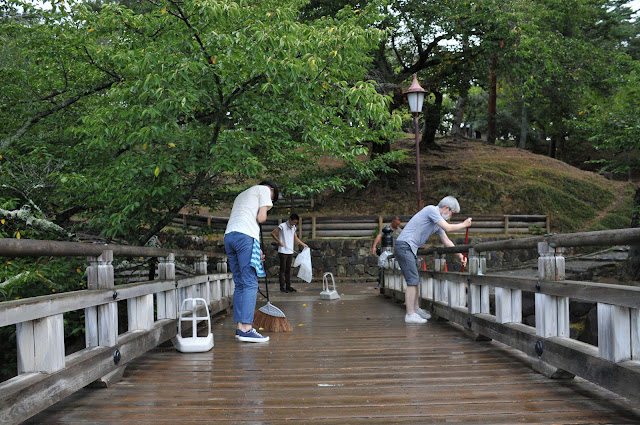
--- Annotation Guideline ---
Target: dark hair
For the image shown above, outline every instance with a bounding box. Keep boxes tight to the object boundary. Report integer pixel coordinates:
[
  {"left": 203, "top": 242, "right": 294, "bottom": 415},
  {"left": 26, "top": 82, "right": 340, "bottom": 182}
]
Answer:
[
  {"left": 259, "top": 180, "right": 279, "bottom": 203},
  {"left": 290, "top": 213, "right": 299, "bottom": 221}
]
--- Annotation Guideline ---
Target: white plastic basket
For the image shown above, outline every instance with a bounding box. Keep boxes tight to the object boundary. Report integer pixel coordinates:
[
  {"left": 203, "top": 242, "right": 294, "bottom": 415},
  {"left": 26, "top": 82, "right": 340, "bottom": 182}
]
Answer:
[{"left": 173, "top": 298, "right": 214, "bottom": 353}]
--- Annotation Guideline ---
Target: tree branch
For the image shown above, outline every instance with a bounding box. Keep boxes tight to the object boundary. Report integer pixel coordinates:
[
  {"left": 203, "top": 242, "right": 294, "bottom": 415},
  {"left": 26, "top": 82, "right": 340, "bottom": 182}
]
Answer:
[
  {"left": 2, "top": 80, "right": 117, "bottom": 149},
  {"left": 0, "top": 206, "right": 75, "bottom": 240}
]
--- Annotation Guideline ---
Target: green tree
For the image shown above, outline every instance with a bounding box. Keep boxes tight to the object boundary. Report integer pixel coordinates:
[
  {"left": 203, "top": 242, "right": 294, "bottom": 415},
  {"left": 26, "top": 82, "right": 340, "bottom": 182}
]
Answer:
[
  {"left": 1, "top": 0, "right": 402, "bottom": 244},
  {"left": 573, "top": 62, "right": 640, "bottom": 278}
]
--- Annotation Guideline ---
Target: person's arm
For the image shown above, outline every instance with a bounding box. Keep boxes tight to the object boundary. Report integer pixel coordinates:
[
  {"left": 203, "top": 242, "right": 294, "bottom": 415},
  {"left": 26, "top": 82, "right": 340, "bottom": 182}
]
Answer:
[
  {"left": 271, "top": 226, "right": 283, "bottom": 247},
  {"left": 372, "top": 234, "right": 382, "bottom": 254},
  {"left": 256, "top": 205, "right": 270, "bottom": 223},
  {"left": 439, "top": 233, "right": 466, "bottom": 264},
  {"left": 294, "top": 233, "right": 308, "bottom": 249},
  {"left": 437, "top": 217, "right": 472, "bottom": 233}
]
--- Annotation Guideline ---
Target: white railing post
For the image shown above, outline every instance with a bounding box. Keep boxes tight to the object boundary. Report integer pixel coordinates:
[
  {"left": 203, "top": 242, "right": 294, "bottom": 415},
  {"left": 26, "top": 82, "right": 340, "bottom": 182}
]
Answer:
[
  {"left": 598, "top": 303, "right": 632, "bottom": 362},
  {"left": 419, "top": 256, "right": 434, "bottom": 302},
  {"left": 533, "top": 242, "right": 573, "bottom": 379},
  {"left": 440, "top": 254, "right": 449, "bottom": 305},
  {"left": 433, "top": 255, "right": 442, "bottom": 302},
  {"left": 535, "top": 242, "right": 569, "bottom": 338},
  {"left": 448, "top": 255, "right": 465, "bottom": 308},
  {"left": 195, "top": 255, "right": 209, "bottom": 302},
  {"left": 633, "top": 309, "right": 640, "bottom": 360},
  {"left": 16, "top": 313, "right": 65, "bottom": 374},
  {"left": 480, "top": 254, "right": 489, "bottom": 313},
  {"left": 468, "top": 248, "right": 481, "bottom": 314},
  {"left": 85, "top": 250, "right": 117, "bottom": 347},
  {"left": 157, "top": 254, "right": 177, "bottom": 320},
  {"left": 127, "top": 294, "right": 154, "bottom": 332}
]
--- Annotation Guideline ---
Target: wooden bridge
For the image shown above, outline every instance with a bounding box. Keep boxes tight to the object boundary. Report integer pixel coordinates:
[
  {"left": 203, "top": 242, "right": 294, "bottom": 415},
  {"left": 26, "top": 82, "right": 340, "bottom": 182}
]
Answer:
[{"left": 1, "top": 228, "right": 640, "bottom": 424}]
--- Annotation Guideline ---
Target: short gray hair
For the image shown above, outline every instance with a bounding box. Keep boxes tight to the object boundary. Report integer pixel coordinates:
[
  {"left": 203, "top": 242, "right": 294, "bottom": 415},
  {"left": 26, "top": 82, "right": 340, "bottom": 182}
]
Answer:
[{"left": 438, "top": 196, "right": 460, "bottom": 213}]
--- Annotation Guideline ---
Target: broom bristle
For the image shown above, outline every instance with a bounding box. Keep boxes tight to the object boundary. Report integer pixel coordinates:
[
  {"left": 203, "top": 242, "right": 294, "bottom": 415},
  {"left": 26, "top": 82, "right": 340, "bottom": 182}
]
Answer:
[{"left": 253, "top": 310, "right": 293, "bottom": 332}]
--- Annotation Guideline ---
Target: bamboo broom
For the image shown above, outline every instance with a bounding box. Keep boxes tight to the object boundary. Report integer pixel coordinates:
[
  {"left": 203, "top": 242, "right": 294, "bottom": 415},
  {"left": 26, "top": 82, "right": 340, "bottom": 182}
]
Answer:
[{"left": 253, "top": 227, "right": 292, "bottom": 332}]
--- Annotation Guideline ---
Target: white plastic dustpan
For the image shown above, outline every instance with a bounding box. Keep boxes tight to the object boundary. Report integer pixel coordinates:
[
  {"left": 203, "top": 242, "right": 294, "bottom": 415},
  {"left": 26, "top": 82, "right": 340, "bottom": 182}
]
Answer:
[
  {"left": 320, "top": 272, "right": 340, "bottom": 300},
  {"left": 173, "top": 298, "right": 214, "bottom": 353}
]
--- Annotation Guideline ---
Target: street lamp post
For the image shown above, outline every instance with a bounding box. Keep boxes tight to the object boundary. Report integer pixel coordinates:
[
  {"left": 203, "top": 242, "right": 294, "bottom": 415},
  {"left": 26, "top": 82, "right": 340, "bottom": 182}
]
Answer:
[{"left": 405, "top": 74, "right": 426, "bottom": 211}]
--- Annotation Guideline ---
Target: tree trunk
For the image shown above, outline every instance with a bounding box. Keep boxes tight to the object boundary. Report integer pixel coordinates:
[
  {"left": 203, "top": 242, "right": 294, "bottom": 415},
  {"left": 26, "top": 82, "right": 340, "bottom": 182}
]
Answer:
[
  {"left": 452, "top": 96, "right": 466, "bottom": 138},
  {"left": 519, "top": 100, "right": 527, "bottom": 149},
  {"left": 487, "top": 56, "right": 497, "bottom": 145},
  {"left": 627, "top": 187, "right": 640, "bottom": 280},
  {"left": 420, "top": 90, "right": 443, "bottom": 152},
  {"left": 548, "top": 135, "right": 558, "bottom": 158},
  {"left": 137, "top": 170, "right": 208, "bottom": 246}
]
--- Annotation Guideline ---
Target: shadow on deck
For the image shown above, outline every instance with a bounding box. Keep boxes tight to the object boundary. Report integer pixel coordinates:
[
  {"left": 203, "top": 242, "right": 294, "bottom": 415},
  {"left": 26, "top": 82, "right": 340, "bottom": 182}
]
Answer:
[{"left": 25, "top": 280, "right": 640, "bottom": 424}]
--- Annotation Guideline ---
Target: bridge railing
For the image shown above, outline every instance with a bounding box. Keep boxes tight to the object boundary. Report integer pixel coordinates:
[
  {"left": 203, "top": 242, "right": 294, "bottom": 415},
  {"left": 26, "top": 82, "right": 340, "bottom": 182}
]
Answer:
[
  {"left": 0, "top": 239, "right": 233, "bottom": 425},
  {"left": 383, "top": 228, "right": 640, "bottom": 404}
]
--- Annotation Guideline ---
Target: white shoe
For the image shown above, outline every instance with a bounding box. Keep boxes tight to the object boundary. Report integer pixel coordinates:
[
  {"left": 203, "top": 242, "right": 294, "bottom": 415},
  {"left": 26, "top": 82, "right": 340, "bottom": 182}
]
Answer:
[
  {"left": 415, "top": 308, "right": 432, "bottom": 320},
  {"left": 405, "top": 313, "right": 427, "bottom": 324}
]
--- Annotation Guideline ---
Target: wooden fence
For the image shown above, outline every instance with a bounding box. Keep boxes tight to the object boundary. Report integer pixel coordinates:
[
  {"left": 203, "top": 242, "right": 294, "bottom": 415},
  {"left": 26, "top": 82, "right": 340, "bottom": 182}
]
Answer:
[
  {"left": 382, "top": 227, "right": 640, "bottom": 405},
  {"left": 172, "top": 213, "right": 550, "bottom": 238},
  {"left": 0, "top": 239, "right": 232, "bottom": 425}
]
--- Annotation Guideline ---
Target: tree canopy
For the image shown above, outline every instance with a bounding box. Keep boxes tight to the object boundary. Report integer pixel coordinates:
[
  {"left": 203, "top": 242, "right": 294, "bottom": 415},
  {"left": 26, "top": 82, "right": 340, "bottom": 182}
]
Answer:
[
  {"left": 1, "top": 0, "right": 403, "bottom": 244},
  {"left": 1, "top": 0, "right": 639, "bottom": 246}
]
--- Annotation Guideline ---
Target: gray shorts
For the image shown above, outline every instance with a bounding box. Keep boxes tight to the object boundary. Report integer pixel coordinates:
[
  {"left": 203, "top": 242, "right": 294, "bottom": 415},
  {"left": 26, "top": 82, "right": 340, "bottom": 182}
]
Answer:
[{"left": 395, "top": 240, "right": 419, "bottom": 286}]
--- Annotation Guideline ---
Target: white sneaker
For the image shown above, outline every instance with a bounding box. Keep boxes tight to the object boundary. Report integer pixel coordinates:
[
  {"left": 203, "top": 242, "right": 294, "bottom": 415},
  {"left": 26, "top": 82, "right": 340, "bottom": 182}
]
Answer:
[
  {"left": 405, "top": 313, "right": 427, "bottom": 324},
  {"left": 415, "top": 308, "right": 432, "bottom": 320}
]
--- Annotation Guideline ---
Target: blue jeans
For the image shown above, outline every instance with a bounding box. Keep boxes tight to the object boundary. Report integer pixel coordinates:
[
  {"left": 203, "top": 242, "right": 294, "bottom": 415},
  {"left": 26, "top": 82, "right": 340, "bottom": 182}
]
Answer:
[
  {"left": 395, "top": 240, "right": 419, "bottom": 286},
  {"left": 224, "top": 232, "right": 259, "bottom": 324}
]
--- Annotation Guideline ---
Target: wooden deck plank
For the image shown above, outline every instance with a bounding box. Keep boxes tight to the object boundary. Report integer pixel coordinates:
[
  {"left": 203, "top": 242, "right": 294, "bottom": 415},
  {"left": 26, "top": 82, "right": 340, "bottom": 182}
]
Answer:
[{"left": 24, "top": 293, "right": 640, "bottom": 424}]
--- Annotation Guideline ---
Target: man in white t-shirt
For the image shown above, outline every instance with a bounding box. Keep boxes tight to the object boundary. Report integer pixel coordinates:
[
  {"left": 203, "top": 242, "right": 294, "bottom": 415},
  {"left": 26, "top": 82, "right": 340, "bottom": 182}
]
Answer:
[
  {"left": 271, "top": 213, "right": 308, "bottom": 292},
  {"left": 224, "top": 181, "right": 278, "bottom": 343}
]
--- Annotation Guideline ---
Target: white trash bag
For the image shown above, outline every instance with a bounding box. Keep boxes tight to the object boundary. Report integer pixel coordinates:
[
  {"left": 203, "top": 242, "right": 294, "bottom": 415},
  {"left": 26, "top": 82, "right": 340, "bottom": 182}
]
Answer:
[
  {"left": 378, "top": 250, "right": 391, "bottom": 267},
  {"left": 293, "top": 247, "right": 313, "bottom": 283}
]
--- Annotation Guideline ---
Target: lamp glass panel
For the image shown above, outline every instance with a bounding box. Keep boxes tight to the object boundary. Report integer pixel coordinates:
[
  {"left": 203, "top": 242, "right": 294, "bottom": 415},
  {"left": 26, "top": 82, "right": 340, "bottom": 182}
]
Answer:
[{"left": 408, "top": 92, "right": 425, "bottom": 113}]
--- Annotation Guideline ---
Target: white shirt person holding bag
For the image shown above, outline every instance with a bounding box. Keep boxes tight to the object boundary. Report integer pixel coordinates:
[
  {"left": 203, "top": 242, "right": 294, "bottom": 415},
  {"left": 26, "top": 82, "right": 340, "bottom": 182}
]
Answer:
[{"left": 271, "top": 213, "right": 309, "bottom": 292}]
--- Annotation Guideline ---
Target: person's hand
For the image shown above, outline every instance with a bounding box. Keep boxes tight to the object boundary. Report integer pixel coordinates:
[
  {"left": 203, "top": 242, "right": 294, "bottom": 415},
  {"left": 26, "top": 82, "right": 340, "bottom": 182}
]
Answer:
[
  {"left": 457, "top": 253, "right": 466, "bottom": 266},
  {"left": 303, "top": 243, "right": 308, "bottom": 249},
  {"left": 279, "top": 241, "right": 284, "bottom": 247},
  {"left": 463, "top": 217, "right": 472, "bottom": 228},
  {"left": 260, "top": 249, "right": 265, "bottom": 262}
]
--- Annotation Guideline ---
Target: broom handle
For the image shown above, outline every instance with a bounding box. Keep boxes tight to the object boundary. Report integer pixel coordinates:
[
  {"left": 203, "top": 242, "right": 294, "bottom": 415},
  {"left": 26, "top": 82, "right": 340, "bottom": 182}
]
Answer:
[{"left": 259, "top": 224, "right": 269, "bottom": 301}]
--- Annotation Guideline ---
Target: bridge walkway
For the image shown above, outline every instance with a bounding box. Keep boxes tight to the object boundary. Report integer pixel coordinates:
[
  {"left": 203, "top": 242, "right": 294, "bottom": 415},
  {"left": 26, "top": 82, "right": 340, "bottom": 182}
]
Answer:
[{"left": 24, "top": 280, "right": 640, "bottom": 424}]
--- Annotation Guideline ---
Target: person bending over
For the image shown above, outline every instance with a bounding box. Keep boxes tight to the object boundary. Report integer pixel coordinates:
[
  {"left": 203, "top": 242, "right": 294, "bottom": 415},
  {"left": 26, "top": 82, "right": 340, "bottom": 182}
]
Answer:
[
  {"left": 224, "top": 180, "right": 279, "bottom": 342},
  {"left": 395, "top": 196, "right": 472, "bottom": 324}
]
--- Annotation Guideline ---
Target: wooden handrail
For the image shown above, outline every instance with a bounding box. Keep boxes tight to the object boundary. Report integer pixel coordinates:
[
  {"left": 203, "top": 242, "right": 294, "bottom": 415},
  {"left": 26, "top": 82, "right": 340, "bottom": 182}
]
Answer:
[
  {"left": 422, "top": 227, "right": 640, "bottom": 255},
  {"left": 0, "top": 238, "right": 215, "bottom": 258}
]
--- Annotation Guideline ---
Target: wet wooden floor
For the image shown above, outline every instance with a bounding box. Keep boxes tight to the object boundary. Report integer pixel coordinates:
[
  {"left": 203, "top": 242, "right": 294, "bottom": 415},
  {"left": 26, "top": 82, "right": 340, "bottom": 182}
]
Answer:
[{"left": 25, "top": 288, "right": 640, "bottom": 424}]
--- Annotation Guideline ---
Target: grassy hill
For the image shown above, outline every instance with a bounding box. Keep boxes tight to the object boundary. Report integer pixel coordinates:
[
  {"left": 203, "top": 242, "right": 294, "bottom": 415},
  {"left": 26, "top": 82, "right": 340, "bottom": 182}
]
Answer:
[{"left": 308, "top": 136, "right": 636, "bottom": 233}]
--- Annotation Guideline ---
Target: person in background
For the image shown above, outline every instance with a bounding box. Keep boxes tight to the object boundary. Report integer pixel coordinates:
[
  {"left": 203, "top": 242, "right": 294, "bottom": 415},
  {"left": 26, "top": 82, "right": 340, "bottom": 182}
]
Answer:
[
  {"left": 371, "top": 215, "right": 403, "bottom": 255},
  {"left": 271, "top": 213, "right": 308, "bottom": 293},
  {"left": 395, "top": 196, "right": 472, "bottom": 324},
  {"left": 372, "top": 216, "right": 402, "bottom": 288},
  {"left": 224, "top": 181, "right": 279, "bottom": 343}
]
